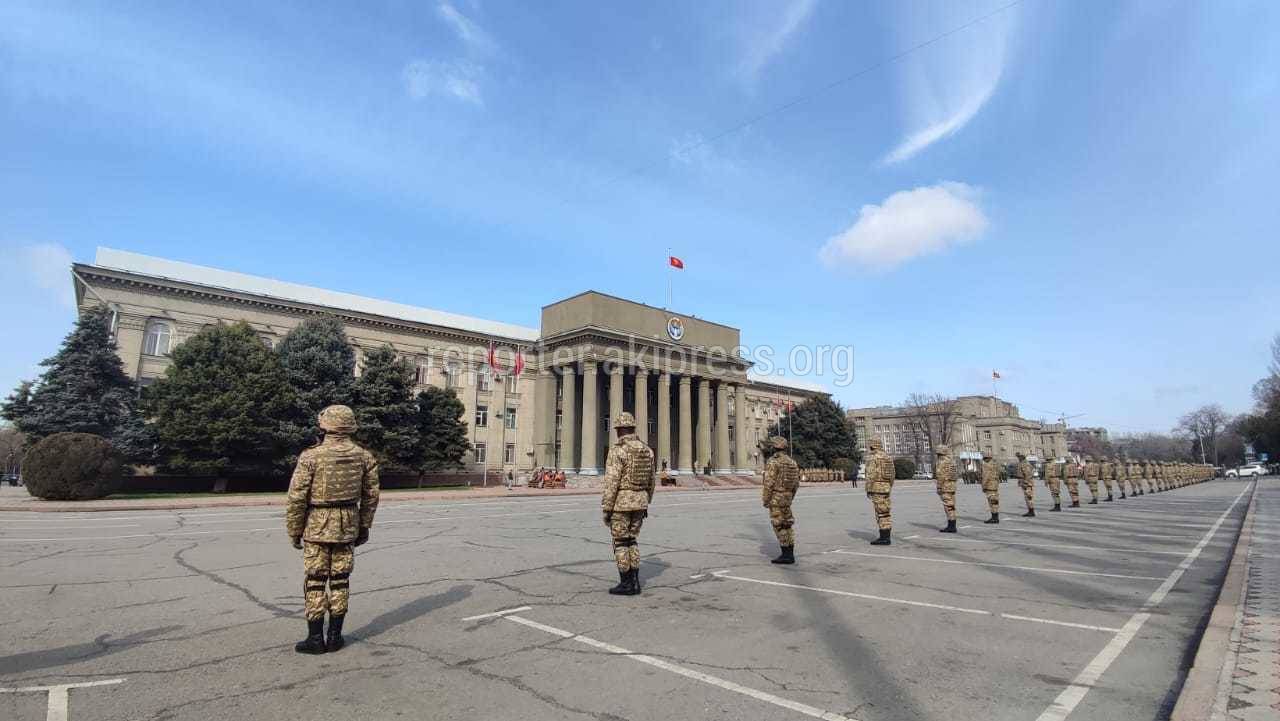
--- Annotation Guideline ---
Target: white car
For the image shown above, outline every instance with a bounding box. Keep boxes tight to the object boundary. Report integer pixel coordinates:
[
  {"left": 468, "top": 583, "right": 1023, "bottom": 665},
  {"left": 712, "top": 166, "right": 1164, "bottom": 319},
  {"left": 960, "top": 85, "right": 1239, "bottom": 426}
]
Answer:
[{"left": 1225, "top": 463, "right": 1267, "bottom": 478}]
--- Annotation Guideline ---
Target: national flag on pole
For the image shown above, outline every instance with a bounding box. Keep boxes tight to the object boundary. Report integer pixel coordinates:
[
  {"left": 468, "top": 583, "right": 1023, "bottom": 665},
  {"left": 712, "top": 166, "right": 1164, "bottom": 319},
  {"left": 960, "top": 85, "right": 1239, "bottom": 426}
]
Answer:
[
  {"left": 513, "top": 348, "right": 525, "bottom": 377},
  {"left": 487, "top": 341, "right": 500, "bottom": 373},
  {"left": 668, "top": 256, "right": 684, "bottom": 269},
  {"left": 992, "top": 370, "right": 1001, "bottom": 380}
]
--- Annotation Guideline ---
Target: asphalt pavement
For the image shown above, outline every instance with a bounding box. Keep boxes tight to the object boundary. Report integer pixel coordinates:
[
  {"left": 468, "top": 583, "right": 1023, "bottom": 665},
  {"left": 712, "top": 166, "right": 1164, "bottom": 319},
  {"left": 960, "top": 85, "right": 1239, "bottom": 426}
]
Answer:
[{"left": 0, "top": 478, "right": 1256, "bottom": 721}]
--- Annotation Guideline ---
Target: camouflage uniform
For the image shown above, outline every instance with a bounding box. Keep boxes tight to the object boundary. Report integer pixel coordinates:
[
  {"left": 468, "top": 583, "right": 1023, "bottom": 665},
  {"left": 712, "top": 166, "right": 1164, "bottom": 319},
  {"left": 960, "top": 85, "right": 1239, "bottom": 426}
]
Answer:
[
  {"left": 935, "top": 447, "right": 959, "bottom": 531},
  {"left": 1140, "top": 461, "right": 1155, "bottom": 493},
  {"left": 761, "top": 436, "right": 800, "bottom": 563},
  {"left": 1100, "top": 459, "right": 1116, "bottom": 500},
  {"left": 1016, "top": 454, "right": 1035, "bottom": 516},
  {"left": 286, "top": 405, "right": 379, "bottom": 654},
  {"left": 980, "top": 454, "right": 1000, "bottom": 521},
  {"left": 1065, "top": 460, "right": 1082, "bottom": 507},
  {"left": 1042, "top": 459, "right": 1063, "bottom": 509},
  {"left": 865, "top": 438, "right": 895, "bottom": 545},
  {"left": 1083, "top": 457, "right": 1101, "bottom": 503},
  {"left": 1154, "top": 461, "right": 1166, "bottom": 491},
  {"left": 602, "top": 412, "right": 655, "bottom": 595}
]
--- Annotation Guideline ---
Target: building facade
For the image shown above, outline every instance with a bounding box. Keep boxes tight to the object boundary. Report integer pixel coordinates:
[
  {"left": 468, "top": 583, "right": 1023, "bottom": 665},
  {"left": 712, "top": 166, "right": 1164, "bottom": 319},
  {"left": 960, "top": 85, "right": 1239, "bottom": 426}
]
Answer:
[
  {"left": 71, "top": 248, "right": 824, "bottom": 475},
  {"left": 848, "top": 395, "right": 1068, "bottom": 470}
]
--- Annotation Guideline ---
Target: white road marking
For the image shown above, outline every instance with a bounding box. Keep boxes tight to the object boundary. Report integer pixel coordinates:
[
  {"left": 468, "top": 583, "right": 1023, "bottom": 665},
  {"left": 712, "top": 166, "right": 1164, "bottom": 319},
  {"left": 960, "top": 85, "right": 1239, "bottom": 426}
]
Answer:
[
  {"left": 0, "top": 678, "right": 125, "bottom": 721},
  {"left": 977, "top": 524, "right": 1196, "bottom": 541},
  {"left": 913, "top": 537, "right": 1196, "bottom": 556},
  {"left": 500, "top": 614, "right": 858, "bottom": 721},
  {"left": 1034, "top": 483, "right": 1251, "bottom": 721},
  {"left": 0, "top": 524, "right": 139, "bottom": 530},
  {"left": 826, "top": 550, "right": 1164, "bottom": 581},
  {"left": 904, "top": 534, "right": 920, "bottom": 540},
  {"left": 959, "top": 525, "right": 973, "bottom": 529},
  {"left": 1003, "top": 514, "right": 1212, "bottom": 531},
  {"left": 462, "top": 606, "right": 533, "bottom": 621},
  {"left": 709, "top": 571, "right": 1119, "bottom": 632},
  {"left": 0, "top": 527, "right": 277, "bottom": 542},
  {"left": 689, "top": 574, "right": 705, "bottom": 579}
]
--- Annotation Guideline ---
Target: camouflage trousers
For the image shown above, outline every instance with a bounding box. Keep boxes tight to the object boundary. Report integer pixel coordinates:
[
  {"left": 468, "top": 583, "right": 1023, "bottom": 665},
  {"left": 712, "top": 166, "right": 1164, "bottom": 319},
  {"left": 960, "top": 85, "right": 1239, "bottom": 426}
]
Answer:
[
  {"left": 1065, "top": 478, "right": 1080, "bottom": 504},
  {"left": 937, "top": 491, "right": 956, "bottom": 521},
  {"left": 1144, "top": 478, "right": 1155, "bottom": 493},
  {"left": 1102, "top": 478, "right": 1114, "bottom": 496},
  {"left": 609, "top": 511, "right": 645, "bottom": 573},
  {"left": 768, "top": 501, "right": 795, "bottom": 546},
  {"left": 303, "top": 541, "right": 354, "bottom": 621},
  {"left": 867, "top": 492, "right": 892, "bottom": 530},
  {"left": 1045, "top": 478, "right": 1061, "bottom": 504},
  {"left": 1085, "top": 480, "right": 1100, "bottom": 500},
  {"left": 1018, "top": 481, "right": 1035, "bottom": 511},
  {"left": 982, "top": 486, "right": 999, "bottom": 514}
]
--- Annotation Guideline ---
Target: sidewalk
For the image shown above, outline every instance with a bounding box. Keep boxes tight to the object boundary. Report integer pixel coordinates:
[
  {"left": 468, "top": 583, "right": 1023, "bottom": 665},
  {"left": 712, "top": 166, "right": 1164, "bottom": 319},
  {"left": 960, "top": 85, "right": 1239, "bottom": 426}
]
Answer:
[{"left": 1174, "top": 478, "right": 1278, "bottom": 721}]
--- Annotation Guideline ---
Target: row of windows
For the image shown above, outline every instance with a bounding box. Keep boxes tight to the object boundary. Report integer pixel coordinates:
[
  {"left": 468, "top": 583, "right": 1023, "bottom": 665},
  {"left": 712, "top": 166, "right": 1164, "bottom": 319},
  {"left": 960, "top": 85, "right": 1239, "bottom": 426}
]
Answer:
[
  {"left": 474, "top": 442, "right": 516, "bottom": 464},
  {"left": 474, "top": 404, "right": 519, "bottom": 429}
]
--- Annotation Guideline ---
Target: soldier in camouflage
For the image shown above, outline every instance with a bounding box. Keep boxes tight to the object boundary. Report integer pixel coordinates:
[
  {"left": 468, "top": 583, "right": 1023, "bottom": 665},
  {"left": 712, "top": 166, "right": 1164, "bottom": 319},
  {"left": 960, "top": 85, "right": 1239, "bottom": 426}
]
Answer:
[
  {"left": 1016, "top": 452, "right": 1036, "bottom": 517},
  {"left": 1140, "top": 459, "right": 1154, "bottom": 494},
  {"left": 1043, "top": 457, "right": 1063, "bottom": 511},
  {"left": 1100, "top": 457, "right": 1115, "bottom": 501},
  {"left": 1083, "top": 455, "right": 1101, "bottom": 504},
  {"left": 286, "top": 405, "right": 380, "bottom": 654},
  {"left": 601, "top": 412, "right": 656, "bottom": 595},
  {"left": 1065, "top": 458, "right": 1082, "bottom": 508},
  {"left": 865, "top": 438, "right": 895, "bottom": 545},
  {"left": 980, "top": 451, "right": 1000, "bottom": 524},
  {"left": 761, "top": 436, "right": 800, "bottom": 564},
  {"left": 935, "top": 446, "right": 959, "bottom": 533}
]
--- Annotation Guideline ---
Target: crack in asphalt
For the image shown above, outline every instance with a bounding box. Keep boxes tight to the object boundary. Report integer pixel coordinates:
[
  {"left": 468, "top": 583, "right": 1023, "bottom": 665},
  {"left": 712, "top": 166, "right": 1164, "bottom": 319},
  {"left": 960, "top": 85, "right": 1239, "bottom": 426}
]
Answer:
[{"left": 172, "top": 542, "right": 294, "bottom": 617}]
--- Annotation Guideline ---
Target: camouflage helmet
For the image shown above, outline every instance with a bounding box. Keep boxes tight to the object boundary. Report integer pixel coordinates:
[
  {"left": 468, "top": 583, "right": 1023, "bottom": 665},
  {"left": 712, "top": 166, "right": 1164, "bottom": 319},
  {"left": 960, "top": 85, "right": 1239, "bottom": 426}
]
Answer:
[
  {"left": 982, "top": 451, "right": 993, "bottom": 460},
  {"left": 1016, "top": 452, "right": 1026, "bottom": 459},
  {"left": 936, "top": 446, "right": 951, "bottom": 456},
  {"left": 318, "top": 405, "right": 357, "bottom": 434},
  {"left": 613, "top": 411, "right": 636, "bottom": 429},
  {"left": 868, "top": 438, "right": 883, "bottom": 451},
  {"left": 767, "top": 436, "right": 788, "bottom": 451}
]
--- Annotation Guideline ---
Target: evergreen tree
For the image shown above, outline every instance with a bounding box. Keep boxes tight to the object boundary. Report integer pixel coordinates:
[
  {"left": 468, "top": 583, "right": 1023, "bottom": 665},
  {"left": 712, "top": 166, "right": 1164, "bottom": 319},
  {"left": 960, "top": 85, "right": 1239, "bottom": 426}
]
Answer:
[
  {"left": 769, "top": 396, "right": 859, "bottom": 468},
  {"left": 276, "top": 316, "right": 356, "bottom": 449},
  {"left": 1, "top": 308, "right": 150, "bottom": 461},
  {"left": 352, "top": 345, "right": 422, "bottom": 472},
  {"left": 146, "top": 322, "right": 296, "bottom": 477},
  {"left": 417, "top": 386, "right": 471, "bottom": 471}
]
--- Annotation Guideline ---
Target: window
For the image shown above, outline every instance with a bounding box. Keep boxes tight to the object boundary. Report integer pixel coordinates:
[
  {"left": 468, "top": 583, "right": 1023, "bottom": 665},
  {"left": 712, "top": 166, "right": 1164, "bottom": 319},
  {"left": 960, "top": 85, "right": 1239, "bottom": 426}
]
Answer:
[
  {"left": 505, "top": 374, "right": 519, "bottom": 394},
  {"left": 477, "top": 368, "right": 492, "bottom": 392},
  {"left": 555, "top": 408, "right": 563, "bottom": 429},
  {"left": 504, "top": 443, "right": 516, "bottom": 464},
  {"left": 474, "top": 443, "right": 487, "bottom": 464},
  {"left": 259, "top": 335, "right": 274, "bottom": 349},
  {"left": 415, "top": 358, "right": 431, "bottom": 385},
  {"left": 475, "top": 404, "right": 488, "bottom": 428},
  {"left": 504, "top": 405, "right": 518, "bottom": 429},
  {"left": 143, "top": 320, "right": 172, "bottom": 356},
  {"left": 445, "top": 361, "right": 461, "bottom": 389}
]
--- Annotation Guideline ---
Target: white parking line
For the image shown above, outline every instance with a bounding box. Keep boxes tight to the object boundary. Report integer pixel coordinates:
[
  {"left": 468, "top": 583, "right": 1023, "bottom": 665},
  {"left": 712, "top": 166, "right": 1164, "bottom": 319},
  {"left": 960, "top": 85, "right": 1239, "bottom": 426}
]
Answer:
[
  {"left": 709, "top": 571, "right": 1121, "bottom": 633},
  {"left": 462, "top": 606, "right": 533, "bottom": 621},
  {"left": 1002, "top": 514, "right": 1212, "bottom": 531},
  {"left": 910, "top": 537, "right": 1196, "bottom": 556},
  {"left": 1034, "top": 482, "right": 1251, "bottom": 721},
  {"left": 977, "top": 524, "right": 1196, "bottom": 541},
  {"left": 0, "top": 678, "right": 125, "bottom": 721},
  {"left": 0, "top": 527, "right": 277, "bottom": 542},
  {"left": 499, "top": 614, "right": 858, "bottom": 721},
  {"left": 826, "top": 550, "right": 1164, "bottom": 581}
]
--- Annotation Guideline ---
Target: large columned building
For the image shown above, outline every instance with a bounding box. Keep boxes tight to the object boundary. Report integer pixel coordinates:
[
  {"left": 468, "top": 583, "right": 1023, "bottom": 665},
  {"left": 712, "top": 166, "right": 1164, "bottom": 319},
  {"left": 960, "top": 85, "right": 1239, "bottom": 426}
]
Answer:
[{"left": 71, "top": 248, "right": 825, "bottom": 475}]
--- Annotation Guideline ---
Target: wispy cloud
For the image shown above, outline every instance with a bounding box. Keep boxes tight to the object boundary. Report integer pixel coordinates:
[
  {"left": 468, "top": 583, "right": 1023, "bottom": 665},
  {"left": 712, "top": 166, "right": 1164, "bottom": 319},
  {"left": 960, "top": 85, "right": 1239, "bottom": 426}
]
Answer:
[
  {"left": 819, "top": 182, "right": 988, "bottom": 271},
  {"left": 436, "top": 2, "right": 496, "bottom": 56},
  {"left": 882, "top": 2, "right": 1018, "bottom": 164},
  {"left": 21, "top": 242, "right": 75, "bottom": 309},
  {"left": 403, "top": 59, "right": 483, "bottom": 104},
  {"left": 736, "top": 0, "right": 818, "bottom": 85}
]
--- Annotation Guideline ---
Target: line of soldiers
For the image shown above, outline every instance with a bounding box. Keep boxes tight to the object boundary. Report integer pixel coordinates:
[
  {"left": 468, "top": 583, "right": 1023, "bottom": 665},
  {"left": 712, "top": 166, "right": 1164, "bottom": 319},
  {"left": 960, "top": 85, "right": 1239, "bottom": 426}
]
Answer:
[{"left": 862, "top": 437, "right": 1215, "bottom": 545}]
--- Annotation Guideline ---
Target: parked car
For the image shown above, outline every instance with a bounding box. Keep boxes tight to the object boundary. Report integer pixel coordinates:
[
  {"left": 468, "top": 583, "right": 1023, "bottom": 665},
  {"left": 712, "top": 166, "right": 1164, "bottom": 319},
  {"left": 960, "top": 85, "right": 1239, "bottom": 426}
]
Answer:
[{"left": 1225, "top": 463, "right": 1268, "bottom": 478}]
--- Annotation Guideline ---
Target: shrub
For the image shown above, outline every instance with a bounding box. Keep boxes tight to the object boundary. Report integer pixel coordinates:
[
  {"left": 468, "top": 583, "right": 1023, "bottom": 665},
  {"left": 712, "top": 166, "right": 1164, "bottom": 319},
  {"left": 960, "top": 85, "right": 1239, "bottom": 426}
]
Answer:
[
  {"left": 23, "top": 433, "right": 123, "bottom": 500},
  {"left": 893, "top": 457, "right": 916, "bottom": 480}
]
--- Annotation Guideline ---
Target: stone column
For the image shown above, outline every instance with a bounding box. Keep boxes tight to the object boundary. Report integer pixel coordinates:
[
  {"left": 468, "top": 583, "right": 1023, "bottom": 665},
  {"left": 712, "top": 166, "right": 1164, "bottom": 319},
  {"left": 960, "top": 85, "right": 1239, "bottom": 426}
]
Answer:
[
  {"left": 696, "top": 377, "right": 712, "bottom": 473},
  {"left": 657, "top": 372, "right": 672, "bottom": 470},
  {"left": 559, "top": 365, "right": 577, "bottom": 471},
  {"left": 534, "top": 368, "right": 556, "bottom": 468},
  {"left": 634, "top": 370, "right": 649, "bottom": 447},
  {"left": 608, "top": 364, "right": 624, "bottom": 435},
  {"left": 734, "top": 384, "right": 749, "bottom": 472},
  {"left": 677, "top": 376, "right": 693, "bottom": 473},
  {"left": 580, "top": 361, "right": 600, "bottom": 474},
  {"left": 715, "top": 382, "right": 731, "bottom": 473}
]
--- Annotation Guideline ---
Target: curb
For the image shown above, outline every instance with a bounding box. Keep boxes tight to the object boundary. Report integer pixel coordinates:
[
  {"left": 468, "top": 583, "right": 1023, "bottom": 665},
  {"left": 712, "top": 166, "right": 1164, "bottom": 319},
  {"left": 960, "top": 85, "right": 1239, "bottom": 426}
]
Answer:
[{"left": 1170, "top": 481, "right": 1258, "bottom": 721}]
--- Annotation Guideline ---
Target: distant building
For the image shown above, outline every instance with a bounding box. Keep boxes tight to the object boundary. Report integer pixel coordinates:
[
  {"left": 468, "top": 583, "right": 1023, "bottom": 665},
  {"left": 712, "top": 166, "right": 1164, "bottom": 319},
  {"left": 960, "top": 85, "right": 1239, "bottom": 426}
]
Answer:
[
  {"left": 1067, "top": 426, "right": 1110, "bottom": 444},
  {"left": 848, "top": 395, "right": 1068, "bottom": 472}
]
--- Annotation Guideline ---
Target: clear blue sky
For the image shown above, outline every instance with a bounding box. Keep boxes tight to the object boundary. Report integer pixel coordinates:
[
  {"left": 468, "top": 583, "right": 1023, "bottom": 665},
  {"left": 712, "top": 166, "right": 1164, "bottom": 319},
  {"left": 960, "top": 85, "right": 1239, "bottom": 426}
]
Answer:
[{"left": 2, "top": 0, "right": 1278, "bottom": 434}]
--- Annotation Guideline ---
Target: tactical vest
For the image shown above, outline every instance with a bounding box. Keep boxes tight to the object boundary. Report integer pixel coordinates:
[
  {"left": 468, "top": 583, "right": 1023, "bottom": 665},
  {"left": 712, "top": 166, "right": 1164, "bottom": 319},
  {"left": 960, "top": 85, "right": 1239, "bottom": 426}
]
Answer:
[
  {"left": 865, "top": 451, "right": 894, "bottom": 494},
  {"left": 768, "top": 454, "right": 800, "bottom": 494},
  {"left": 307, "top": 440, "right": 370, "bottom": 506}
]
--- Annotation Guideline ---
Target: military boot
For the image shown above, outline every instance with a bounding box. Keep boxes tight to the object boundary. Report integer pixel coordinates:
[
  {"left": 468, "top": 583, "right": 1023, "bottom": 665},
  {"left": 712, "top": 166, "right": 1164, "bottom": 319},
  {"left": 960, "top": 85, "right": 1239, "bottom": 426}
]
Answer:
[
  {"left": 1119, "top": 492, "right": 1126, "bottom": 499},
  {"left": 940, "top": 520, "right": 958, "bottom": 533},
  {"left": 1089, "top": 498, "right": 1098, "bottom": 505},
  {"left": 295, "top": 619, "right": 327, "bottom": 654},
  {"left": 326, "top": 614, "right": 345, "bottom": 653},
  {"left": 1022, "top": 509, "right": 1036, "bottom": 518},
  {"left": 1071, "top": 501, "right": 1081, "bottom": 508},
  {"left": 870, "top": 529, "right": 891, "bottom": 546},
  {"left": 608, "top": 568, "right": 630, "bottom": 595},
  {"left": 1105, "top": 495, "right": 1114, "bottom": 502},
  {"left": 984, "top": 513, "right": 999, "bottom": 524},
  {"left": 1051, "top": 503, "right": 1062, "bottom": 512},
  {"left": 771, "top": 545, "right": 795, "bottom": 564}
]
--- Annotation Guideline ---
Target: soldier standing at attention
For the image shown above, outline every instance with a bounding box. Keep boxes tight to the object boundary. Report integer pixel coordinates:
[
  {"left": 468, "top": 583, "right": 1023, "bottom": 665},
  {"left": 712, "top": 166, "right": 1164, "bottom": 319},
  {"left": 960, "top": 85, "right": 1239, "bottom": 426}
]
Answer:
[
  {"left": 1065, "top": 457, "right": 1083, "bottom": 508},
  {"left": 1083, "top": 455, "right": 1101, "bottom": 504},
  {"left": 601, "top": 412, "right": 655, "bottom": 596},
  {"left": 1099, "top": 458, "right": 1114, "bottom": 501},
  {"left": 935, "top": 446, "right": 959, "bottom": 533},
  {"left": 980, "top": 451, "right": 1000, "bottom": 524},
  {"left": 1016, "top": 452, "right": 1036, "bottom": 517},
  {"left": 286, "top": 405, "right": 380, "bottom": 655},
  {"left": 1043, "top": 457, "right": 1063, "bottom": 512},
  {"left": 865, "top": 438, "right": 895, "bottom": 545},
  {"left": 761, "top": 436, "right": 800, "bottom": 564},
  {"left": 1140, "top": 459, "right": 1154, "bottom": 494}
]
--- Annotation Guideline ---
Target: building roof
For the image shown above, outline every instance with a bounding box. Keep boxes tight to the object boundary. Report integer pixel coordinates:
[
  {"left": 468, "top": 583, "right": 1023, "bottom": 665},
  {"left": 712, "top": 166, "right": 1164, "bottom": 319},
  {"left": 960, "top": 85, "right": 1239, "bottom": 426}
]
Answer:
[
  {"left": 89, "top": 247, "right": 541, "bottom": 342},
  {"left": 745, "top": 371, "right": 828, "bottom": 394}
]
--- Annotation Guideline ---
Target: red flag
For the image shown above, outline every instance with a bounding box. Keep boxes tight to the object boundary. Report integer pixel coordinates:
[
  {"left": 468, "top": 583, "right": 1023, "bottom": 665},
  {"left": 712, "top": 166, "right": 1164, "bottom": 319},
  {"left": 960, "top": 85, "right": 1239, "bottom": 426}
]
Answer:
[
  {"left": 669, "top": 256, "right": 684, "bottom": 269},
  {"left": 992, "top": 370, "right": 1001, "bottom": 380},
  {"left": 513, "top": 349, "right": 525, "bottom": 377}
]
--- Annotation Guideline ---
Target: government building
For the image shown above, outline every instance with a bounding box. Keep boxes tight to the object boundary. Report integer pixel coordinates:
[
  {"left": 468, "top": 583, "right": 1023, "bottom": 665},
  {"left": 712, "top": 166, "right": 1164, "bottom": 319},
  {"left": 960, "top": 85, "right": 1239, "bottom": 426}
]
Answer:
[{"left": 71, "top": 248, "right": 825, "bottom": 475}]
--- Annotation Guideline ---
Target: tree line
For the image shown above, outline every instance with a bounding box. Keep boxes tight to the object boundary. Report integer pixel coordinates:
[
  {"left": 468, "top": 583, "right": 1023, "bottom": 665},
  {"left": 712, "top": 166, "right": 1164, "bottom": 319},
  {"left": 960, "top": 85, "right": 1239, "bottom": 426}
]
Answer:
[{"left": 1, "top": 308, "right": 471, "bottom": 479}]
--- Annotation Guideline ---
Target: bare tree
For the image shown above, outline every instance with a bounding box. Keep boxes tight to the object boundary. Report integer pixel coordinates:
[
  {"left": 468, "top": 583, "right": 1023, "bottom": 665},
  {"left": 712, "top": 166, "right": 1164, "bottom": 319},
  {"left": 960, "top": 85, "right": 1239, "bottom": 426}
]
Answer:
[
  {"left": 1112, "top": 432, "right": 1188, "bottom": 461},
  {"left": 1176, "top": 405, "right": 1230, "bottom": 464},
  {"left": 0, "top": 425, "right": 25, "bottom": 476},
  {"left": 903, "top": 393, "right": 961, "bottom": 472}
]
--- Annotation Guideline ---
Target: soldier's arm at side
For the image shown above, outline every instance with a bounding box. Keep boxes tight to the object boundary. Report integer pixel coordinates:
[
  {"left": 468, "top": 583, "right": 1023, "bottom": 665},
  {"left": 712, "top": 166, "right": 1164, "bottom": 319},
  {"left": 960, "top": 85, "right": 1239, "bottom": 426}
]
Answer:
[
  {"left": 360, "top": 451, "right": 381, "bottom": 530},
  {"left": 600, "top": 446, "right": 621, "bottom": 512},
  {"left": 285, "top": 453, "right": 316, "bottom": 543},
  {"left": 762, "top": 459, "right": 776, "bottom": 506}
]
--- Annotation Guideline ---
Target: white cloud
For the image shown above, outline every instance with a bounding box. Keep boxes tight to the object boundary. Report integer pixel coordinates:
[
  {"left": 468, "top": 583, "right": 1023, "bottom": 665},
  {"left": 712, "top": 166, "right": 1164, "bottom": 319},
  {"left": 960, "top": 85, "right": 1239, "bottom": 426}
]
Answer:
[
  {"left": 436, "top": 2, "right": 496, "bottom": 56},
  {"left": 21, "top": 243, "right": 75, "bottom": 309},
  {"left": 737, "top": 0, "right": 817, "bottom": 84},
  {"left": 403, "top": 60, "right": 483, "bottom": 104},
  {"left": 882, "top": 2, "right": 1018, "bottom": 164},
  {"left": 818, "top": 182, "right": 988, "bottom": 271}
]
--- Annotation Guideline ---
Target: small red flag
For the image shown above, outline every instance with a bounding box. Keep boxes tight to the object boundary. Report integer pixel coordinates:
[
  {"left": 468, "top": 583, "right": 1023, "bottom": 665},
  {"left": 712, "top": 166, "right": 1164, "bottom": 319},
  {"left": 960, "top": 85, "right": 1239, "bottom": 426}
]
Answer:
[
  {"left": 513, "top": 349, "right": 525, "bottom": 377},
  {"left": 669, "top": 256, "right": 684, "bottom": 269},
  {"left": 992, "top": 370, "right": 1001, "bottom": 380}
]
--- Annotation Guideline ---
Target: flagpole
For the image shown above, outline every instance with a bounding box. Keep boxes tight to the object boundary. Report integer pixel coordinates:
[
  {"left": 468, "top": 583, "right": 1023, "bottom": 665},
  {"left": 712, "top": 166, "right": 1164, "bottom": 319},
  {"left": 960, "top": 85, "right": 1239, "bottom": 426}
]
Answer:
[{"left": 667, "top": 247, "right": 673, "bottom": 308}]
